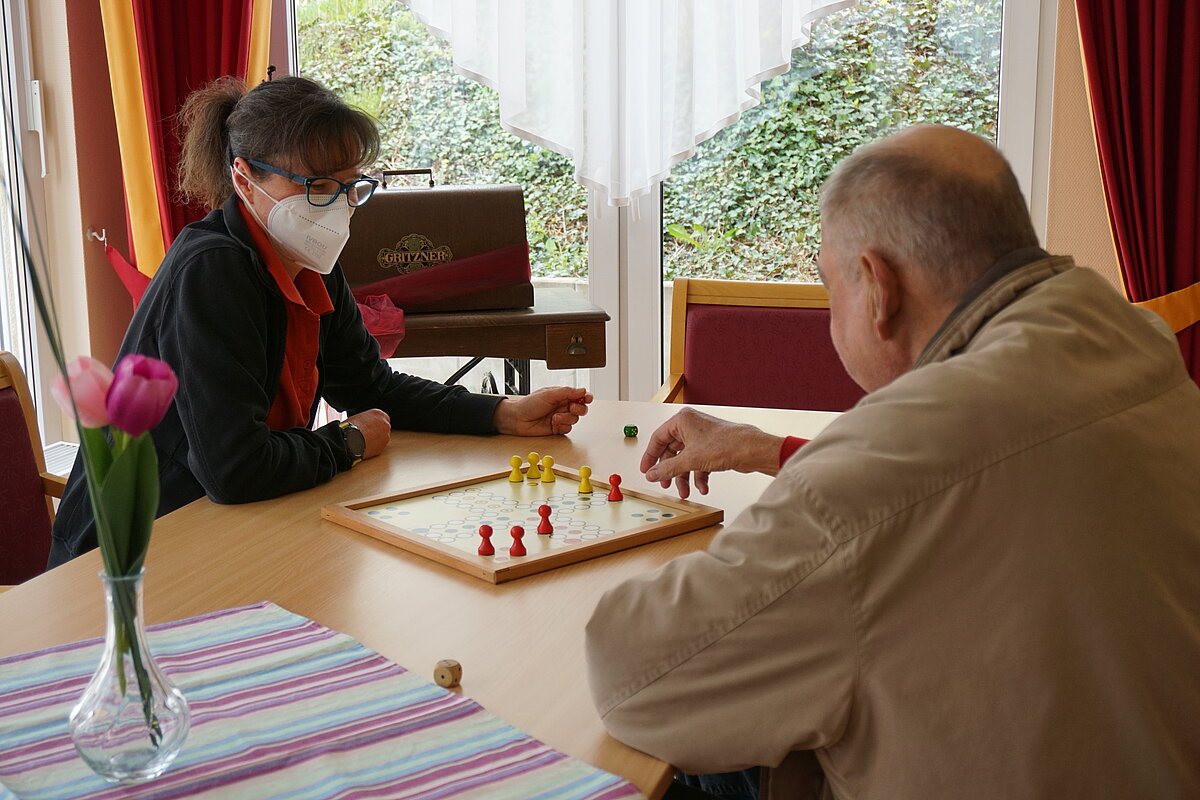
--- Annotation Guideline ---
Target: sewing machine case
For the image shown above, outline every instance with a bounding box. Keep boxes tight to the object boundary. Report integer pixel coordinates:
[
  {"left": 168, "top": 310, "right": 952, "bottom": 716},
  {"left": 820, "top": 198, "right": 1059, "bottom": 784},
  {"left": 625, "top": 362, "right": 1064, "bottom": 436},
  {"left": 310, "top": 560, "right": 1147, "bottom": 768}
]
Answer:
[{"left": 340, "top": 182, "right": 535, "bottom": 313}]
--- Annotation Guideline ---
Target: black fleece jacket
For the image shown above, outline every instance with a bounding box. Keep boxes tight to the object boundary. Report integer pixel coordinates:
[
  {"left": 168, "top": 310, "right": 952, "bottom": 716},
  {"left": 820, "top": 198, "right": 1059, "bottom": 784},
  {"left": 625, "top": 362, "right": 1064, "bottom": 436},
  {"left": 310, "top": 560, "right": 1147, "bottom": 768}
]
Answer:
[{"left": 49, "top": 195, "right": 502, "bottom": 566}]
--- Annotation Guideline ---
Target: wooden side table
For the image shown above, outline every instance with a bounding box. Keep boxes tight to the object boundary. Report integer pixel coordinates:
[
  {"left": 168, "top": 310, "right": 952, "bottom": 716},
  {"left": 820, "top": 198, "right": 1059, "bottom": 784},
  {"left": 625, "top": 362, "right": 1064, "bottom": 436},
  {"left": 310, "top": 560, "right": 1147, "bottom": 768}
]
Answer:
[{"left": 391, "top": 287, "right": 609, "bottom": 393}]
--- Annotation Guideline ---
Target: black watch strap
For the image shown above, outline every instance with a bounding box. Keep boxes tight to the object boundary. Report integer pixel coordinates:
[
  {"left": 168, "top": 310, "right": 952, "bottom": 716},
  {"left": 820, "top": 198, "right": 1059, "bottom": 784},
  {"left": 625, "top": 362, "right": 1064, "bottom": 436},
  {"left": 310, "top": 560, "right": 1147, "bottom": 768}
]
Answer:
[{"left": 338, "top": 420, "right": 365, "bottom": 466}]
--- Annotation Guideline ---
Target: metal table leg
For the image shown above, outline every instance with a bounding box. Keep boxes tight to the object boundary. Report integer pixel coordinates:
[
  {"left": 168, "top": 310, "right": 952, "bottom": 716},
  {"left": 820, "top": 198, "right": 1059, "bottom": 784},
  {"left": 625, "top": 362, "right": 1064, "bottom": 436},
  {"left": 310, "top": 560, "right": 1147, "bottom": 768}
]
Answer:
[
  {"left": 442, "top": 357, "right": 531, "bottom": 395},
  {"left": 504, "top": 359, "right": 531, "bottom": 395},
  {"left": 444, "top": 357, "right": 485, "bottom": 387}
]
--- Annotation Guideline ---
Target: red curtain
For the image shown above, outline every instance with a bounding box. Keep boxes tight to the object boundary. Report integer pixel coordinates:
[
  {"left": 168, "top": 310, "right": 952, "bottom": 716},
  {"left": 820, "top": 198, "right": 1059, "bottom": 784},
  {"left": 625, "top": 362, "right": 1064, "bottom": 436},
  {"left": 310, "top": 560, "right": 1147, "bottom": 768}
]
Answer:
[
  {"left": 130, "top": 0, "right": 258, "bottom": 243},
  {"left": 101, "top": 0, "right": 267, "bottom": 302},
  {"left": 1076, "top": 0, "right": 1200, "bottom": 383}
]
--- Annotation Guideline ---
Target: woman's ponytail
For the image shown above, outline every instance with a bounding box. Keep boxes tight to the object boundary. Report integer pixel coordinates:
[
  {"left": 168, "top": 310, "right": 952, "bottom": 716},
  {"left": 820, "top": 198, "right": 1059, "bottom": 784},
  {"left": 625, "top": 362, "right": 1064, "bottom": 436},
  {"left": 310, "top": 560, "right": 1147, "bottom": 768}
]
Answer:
[{"left": 176, "top": 77, "right": 248, "bottom": 210}]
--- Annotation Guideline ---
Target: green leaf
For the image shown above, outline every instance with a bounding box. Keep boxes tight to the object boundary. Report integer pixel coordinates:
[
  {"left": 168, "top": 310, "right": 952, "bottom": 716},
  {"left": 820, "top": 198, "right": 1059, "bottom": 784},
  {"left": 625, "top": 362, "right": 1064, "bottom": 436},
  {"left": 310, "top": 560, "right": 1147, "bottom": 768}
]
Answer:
[
  {"left": 79, "top": 427, "right": 119, "bottom": 575},
  {"left": 97, "top": 434, "right": 158, "bottom": 575},
  {"left": 665, "top": 224, "right": 702, "bottom": 248},
  {"left": 80, "top": 426, "right": 112, "bottom": 484},
  {"left": 126, "top": 434, "right": 159, "bottom": 573}
]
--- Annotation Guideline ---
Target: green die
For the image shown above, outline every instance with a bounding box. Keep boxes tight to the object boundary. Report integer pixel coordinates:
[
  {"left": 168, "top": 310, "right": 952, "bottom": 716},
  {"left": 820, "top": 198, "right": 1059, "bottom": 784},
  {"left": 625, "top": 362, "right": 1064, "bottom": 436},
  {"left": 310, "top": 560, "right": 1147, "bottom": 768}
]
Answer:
[{"left": 623, "top": 425, "right": 638, "bottom": 438}]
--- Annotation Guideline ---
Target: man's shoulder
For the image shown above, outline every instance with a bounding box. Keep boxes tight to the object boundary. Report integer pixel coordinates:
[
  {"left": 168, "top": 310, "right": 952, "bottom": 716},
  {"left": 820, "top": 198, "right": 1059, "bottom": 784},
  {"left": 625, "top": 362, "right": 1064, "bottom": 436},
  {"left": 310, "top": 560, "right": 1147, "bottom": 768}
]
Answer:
[
  {"left": 777, "top": 391, "right": 980, "bottom": 542},
  {"left": 783, "top": 269, "right": 1199, "bottom": 538}
]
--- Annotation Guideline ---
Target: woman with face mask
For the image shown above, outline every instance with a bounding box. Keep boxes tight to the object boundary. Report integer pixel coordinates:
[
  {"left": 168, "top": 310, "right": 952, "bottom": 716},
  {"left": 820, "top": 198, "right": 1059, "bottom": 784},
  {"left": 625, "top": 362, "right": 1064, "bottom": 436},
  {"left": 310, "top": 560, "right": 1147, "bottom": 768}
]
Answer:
[{"left": 48, "top": 76, "right": 592, "bottom": 567}]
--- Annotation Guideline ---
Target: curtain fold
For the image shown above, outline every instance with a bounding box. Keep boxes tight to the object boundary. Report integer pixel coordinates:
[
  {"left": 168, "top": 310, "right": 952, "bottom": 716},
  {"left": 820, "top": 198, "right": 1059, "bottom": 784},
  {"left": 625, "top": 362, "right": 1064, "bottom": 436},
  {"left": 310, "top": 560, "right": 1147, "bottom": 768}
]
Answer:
[
  {"left": 100, "top": 0, "right": 272, "bottom": 283},
  {"left": 403, "top": 0, "right": 858, "bottom": 207},
  {"left": 1076, "top": 0, "right": 1200, "bottom": 383}
]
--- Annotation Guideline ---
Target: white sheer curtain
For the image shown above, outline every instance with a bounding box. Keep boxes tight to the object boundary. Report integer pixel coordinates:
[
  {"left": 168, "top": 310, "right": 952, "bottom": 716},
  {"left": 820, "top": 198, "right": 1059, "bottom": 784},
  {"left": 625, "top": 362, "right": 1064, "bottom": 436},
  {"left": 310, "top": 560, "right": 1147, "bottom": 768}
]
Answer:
[{"left": 403, "top": 0, "right": 858, "bottom": 206}]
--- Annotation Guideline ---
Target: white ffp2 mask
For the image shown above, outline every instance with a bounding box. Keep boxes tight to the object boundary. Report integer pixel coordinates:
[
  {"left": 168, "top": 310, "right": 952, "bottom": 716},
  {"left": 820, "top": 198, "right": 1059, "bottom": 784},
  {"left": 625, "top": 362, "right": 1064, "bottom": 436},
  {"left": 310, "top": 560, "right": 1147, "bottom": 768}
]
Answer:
[{"left": 234, "top": 167, "right": 354, "bottom": 275}]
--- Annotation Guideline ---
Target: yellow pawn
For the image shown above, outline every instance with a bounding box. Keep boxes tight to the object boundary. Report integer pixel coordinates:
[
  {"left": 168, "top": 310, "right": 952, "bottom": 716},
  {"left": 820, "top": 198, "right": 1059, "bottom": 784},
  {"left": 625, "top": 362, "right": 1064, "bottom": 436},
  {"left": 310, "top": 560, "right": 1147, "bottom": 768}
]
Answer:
[
  {"left": 541, "top": 455, "right": 556, "bottom": 482},
  {"left": 508, "top": 455, "right": 524, "bottom": 482},
  {"left": 578, "top": 465, "right": 593, "bottom": 494},
  {"left": 526, "top": 452, "right": 542, "bottom": 481}
]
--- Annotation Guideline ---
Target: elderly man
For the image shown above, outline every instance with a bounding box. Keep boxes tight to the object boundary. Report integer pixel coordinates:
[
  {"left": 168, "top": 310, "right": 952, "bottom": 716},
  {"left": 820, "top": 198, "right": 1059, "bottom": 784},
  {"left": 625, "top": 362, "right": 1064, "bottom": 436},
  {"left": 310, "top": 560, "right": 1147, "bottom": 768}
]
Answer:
[{"left": 585, "top": 125, "right": 1200, "bottom": 799}]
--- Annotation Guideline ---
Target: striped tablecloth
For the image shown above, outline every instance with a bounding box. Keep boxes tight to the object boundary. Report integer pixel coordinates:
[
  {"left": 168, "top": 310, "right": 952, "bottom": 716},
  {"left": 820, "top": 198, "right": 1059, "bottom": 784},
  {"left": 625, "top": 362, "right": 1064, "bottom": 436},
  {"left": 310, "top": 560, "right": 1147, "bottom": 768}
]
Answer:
[{"left": 0, "top": 602, "right": 643, "bottom": 799}]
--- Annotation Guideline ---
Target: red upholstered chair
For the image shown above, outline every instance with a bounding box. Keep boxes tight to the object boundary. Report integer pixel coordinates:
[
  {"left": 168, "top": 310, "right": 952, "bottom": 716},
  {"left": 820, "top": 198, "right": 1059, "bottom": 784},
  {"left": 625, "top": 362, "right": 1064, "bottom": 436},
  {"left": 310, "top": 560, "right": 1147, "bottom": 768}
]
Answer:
[
  {"left": 653, "top": 278, "right": 865, "bottom": 412},
  {"left": 0, "top": 352, "right": 66, "bottom": 586}
]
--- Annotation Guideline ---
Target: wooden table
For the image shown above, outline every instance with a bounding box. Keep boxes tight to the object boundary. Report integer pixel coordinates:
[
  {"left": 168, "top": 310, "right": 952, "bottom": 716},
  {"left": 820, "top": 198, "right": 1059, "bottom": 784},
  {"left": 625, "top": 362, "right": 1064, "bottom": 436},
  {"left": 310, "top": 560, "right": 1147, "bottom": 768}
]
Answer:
[
  {"left": 0, "top": 401, "right": 837, "bottom": 798},
  {"left": 393, "top": 287, "right": 609, "bottom": 394}
]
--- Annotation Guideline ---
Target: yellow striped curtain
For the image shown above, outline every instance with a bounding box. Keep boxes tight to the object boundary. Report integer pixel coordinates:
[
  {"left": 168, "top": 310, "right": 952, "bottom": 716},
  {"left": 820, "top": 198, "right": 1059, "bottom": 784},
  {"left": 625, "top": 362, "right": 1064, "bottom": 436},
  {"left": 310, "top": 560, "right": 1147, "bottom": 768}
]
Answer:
[{"left": 99, "top": 0, "right": 272, "bottom": 289}]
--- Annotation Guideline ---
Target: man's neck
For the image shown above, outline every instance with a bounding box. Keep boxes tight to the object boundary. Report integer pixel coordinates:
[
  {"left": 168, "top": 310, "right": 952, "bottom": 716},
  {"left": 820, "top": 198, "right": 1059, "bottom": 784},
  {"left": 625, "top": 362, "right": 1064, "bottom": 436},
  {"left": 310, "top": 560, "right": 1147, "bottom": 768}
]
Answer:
[{"left": 916, "top": 246, "right": 1050, "bottom": 362}]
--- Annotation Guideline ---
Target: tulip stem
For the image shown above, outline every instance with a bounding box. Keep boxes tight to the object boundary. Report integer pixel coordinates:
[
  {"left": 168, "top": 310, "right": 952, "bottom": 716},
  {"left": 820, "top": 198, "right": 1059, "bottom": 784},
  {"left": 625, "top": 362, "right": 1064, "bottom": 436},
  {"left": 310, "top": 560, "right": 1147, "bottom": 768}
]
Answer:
[{"left": 111, "top": 428, "right": 130, "bottom": 457}]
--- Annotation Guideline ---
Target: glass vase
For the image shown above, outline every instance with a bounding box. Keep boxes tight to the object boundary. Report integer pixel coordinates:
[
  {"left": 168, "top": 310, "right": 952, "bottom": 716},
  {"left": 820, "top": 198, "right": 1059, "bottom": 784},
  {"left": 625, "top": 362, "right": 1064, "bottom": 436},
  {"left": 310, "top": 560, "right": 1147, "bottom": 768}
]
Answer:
[{"left": 68, "top": 570, "right": 191, "bottom": 783}]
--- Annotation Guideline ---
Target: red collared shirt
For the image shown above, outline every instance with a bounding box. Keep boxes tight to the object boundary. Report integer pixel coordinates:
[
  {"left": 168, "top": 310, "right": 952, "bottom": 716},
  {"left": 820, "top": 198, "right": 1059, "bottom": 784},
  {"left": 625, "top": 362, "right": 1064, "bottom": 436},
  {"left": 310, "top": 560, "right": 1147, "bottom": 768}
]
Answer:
[{"left": 237, "top": 202, "right": 334, "bottom": 431}]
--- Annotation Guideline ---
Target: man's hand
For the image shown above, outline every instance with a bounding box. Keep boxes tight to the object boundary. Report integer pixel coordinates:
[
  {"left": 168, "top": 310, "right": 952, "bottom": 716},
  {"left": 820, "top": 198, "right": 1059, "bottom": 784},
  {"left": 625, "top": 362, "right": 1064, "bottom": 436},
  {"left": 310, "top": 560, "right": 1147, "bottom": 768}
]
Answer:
[
  {"left": 493, "top": 386, "right": 593, "bottom": 436},
  {"left": 346, "top": 408, "right": 391, "bottom": 460},
  {"left": 640, "top": 407, "right": 784, "bottom": 498}
]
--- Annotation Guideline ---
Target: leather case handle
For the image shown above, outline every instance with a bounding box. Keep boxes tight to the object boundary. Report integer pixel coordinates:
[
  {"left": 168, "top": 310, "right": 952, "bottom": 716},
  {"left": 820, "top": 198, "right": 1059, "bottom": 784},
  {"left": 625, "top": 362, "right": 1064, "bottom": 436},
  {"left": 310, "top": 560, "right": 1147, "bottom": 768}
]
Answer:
[{"left": 380, "top": 168, "right": 435, "bottom": 189}]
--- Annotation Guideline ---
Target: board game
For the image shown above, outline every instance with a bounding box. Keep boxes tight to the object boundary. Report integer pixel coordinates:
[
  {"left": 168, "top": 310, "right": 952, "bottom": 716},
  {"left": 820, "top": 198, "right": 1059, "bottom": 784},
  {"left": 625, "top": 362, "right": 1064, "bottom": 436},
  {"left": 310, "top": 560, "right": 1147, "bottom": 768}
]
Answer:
[{"left": 321, "top": 463, "right": 724, "bottom": 583}]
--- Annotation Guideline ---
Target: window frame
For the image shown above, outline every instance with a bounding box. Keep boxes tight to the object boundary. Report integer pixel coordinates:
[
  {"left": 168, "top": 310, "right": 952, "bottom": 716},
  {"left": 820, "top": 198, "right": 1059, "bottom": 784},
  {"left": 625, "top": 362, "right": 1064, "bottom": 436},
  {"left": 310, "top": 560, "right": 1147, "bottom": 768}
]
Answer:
[
  {"left": 590, "top": 0, "right": 1056, "bottom": 401},
  {"left": 0, "top": 0, "right": 56, "bottom": 437}
]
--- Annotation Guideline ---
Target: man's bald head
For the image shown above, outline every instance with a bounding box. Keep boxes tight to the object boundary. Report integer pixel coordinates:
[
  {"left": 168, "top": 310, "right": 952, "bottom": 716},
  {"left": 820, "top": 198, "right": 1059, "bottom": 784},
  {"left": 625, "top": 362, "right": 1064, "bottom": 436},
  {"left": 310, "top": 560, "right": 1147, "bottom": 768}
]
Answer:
[{"left": 820, "top": 125, "right": 1038, "bottom": 299}]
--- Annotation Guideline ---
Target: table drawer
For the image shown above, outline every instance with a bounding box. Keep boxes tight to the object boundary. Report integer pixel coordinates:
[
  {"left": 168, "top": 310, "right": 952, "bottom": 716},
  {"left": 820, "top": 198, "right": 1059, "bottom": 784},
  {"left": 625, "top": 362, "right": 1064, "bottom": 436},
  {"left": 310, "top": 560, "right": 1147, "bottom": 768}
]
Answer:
[{"left": 545, "top": 322, "right": 606, "bottom": 369}]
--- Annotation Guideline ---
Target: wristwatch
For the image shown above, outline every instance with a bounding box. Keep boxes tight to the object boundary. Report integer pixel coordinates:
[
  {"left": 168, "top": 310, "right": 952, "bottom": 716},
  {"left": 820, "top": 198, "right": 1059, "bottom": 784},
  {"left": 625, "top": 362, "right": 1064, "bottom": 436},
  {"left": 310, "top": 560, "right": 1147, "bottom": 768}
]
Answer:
[{"left": 338, "top": 420, "right": 365, "bottom": 466}]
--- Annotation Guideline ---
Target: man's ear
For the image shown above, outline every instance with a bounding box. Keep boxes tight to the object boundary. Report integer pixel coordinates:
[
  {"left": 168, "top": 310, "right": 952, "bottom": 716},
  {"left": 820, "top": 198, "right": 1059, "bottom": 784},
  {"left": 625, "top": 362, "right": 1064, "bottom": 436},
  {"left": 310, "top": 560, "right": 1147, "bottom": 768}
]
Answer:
[{"left": 861, "top": 250, "right": 901, "bottom": 341}]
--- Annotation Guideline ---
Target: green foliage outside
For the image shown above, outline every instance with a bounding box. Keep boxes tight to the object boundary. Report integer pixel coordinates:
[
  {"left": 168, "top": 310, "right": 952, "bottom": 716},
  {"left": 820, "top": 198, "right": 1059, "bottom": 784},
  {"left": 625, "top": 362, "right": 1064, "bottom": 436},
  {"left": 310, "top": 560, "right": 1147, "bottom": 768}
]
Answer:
[{"left": 297, "top": 0, "right": 1000, "bottom": 283}]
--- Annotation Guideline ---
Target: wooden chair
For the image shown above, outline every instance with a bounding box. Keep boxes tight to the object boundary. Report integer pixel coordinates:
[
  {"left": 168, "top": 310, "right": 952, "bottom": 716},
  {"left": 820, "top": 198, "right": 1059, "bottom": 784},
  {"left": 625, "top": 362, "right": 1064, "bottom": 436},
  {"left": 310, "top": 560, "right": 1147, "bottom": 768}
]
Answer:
[
  {"left": 0, "top": 351, "right": 66, "bottom": 587},
  {"left": 653, "top": 278, "right": 865, "bottom": 411}
]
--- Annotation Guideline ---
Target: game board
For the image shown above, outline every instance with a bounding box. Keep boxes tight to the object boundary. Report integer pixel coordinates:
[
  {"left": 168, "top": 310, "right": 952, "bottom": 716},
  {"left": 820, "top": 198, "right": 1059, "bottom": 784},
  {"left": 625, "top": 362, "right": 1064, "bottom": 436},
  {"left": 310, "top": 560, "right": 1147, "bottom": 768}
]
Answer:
[{"left": 321, "top": 465, "right": 724, "bottom": 583}]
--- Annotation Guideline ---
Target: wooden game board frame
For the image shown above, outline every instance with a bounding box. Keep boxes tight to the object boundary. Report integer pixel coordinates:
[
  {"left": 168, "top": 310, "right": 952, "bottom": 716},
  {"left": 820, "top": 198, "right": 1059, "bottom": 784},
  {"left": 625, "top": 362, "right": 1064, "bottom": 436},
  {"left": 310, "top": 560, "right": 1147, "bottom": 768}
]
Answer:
[{"left": 321, "top": 466, "right": 724, "bottom": 583}]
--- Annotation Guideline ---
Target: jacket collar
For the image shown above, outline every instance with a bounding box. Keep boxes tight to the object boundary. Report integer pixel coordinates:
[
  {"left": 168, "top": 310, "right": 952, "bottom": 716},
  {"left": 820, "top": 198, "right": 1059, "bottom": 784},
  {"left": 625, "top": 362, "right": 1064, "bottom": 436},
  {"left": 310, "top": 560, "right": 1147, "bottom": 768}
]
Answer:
[
  {"left": 915, "top": 248, "right": 1076, "bottom": 368},
  {"left": 215, "top": 193, "right": 343, "bottom": 296},
  {"left": 220, "top": 193, "right": 259, "bottom": 254}
]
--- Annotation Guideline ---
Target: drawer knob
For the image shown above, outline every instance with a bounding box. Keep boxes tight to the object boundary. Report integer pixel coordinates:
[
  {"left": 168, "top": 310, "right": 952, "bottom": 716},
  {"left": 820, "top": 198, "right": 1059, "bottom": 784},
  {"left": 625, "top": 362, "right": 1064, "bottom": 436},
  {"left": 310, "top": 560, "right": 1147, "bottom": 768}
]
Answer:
[{"left": 566, "top": 335, "right": 588, "bottom": 356}]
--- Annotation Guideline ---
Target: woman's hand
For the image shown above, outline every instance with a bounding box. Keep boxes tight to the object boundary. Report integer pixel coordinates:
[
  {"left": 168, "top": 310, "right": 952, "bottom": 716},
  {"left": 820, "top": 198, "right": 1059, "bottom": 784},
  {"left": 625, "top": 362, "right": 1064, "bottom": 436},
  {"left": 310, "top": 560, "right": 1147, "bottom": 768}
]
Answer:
[
  {"left": 493, "top": 387, "right": 593, "bottom": 436},
  {"left": 346, "top": 408, "right": 391, "bottom": 459}
]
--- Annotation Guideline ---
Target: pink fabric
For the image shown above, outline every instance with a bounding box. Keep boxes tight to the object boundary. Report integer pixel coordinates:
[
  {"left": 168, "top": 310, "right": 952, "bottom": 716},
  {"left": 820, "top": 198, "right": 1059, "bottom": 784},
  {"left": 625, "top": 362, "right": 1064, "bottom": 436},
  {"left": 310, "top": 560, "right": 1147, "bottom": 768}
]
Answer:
[
  {"left": 356, "top": 294, "right": 406, "bottom": 358},
  {"left": 0, "top": 389, "right": 51, "bottom": 583},
  {"left": 350, "top": 243, "right": 531, "bottom": 310},
  {"left": 682, "top": 304, "right": 864, "bottom": 412}
]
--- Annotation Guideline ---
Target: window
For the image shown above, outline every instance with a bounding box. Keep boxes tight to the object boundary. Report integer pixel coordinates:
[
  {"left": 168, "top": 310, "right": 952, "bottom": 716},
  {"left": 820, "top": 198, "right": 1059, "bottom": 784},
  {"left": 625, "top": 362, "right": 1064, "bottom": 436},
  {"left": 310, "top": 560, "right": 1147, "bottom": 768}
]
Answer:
[
  {"left": 658, "top": 0, "right": 1005, "bottom": 381},
  {"left": 0, "top": 0, "right": 48, "bottom": 413},
  {"left": 297, "top": 0, "right": 589, "bottom": 392},
  {"left": 293, "top": 0, "right": 1044, "bottom": 401},
  {"left": 664, "top": 0, "right": 1003, "bottom": 284}
]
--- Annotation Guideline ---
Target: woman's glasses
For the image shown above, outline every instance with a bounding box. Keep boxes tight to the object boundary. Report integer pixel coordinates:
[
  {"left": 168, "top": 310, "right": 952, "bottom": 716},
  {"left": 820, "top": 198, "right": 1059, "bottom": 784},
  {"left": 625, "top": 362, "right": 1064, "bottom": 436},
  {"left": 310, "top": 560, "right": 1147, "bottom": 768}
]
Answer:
[{"left": 246, "top": 159, "right": 380, "bottom": 207}]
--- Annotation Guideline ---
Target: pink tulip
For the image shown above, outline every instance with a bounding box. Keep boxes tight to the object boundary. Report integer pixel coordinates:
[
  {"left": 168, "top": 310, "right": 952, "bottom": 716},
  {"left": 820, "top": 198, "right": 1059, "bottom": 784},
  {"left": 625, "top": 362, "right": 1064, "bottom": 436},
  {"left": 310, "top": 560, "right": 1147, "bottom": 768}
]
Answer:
[
  {"left": 106, "top": 355, "right": 178, "bottom": 436},
  {"left": 51, "top": 356, "right": 114, "bottom": 428}
]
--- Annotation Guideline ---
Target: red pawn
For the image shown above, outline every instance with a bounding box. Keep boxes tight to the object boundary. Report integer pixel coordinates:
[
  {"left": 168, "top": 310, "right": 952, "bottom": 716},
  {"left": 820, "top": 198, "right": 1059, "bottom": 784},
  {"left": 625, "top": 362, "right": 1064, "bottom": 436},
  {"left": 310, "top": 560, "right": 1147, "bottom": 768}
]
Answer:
[
  {"left": 508, "top": 525, "right": 527, "bottom": 556},
  {"left": 607, "top": 474, "right": 623, "bottom": 501},
  {"left": 537, "top": 504, "right": 554, "bottom": 534},
  {"left": 477, "top": 524, "right": 495, "bottom": 556}
]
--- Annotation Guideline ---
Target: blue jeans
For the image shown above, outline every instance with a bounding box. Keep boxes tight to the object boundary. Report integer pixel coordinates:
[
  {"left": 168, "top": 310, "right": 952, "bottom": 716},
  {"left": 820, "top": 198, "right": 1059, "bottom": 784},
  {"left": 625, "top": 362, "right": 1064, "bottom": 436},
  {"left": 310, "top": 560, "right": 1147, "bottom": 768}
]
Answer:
[{"left": 671, "top": 767, "right": 760, "bottom": 800}]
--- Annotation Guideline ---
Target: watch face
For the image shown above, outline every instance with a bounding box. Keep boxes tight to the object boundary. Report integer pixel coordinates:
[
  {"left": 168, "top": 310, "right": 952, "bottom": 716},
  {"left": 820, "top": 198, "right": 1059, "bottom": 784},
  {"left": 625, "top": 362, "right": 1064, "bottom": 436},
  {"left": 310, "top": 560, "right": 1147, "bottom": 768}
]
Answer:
[{"left": 343, "top": 423, "right": 366, "bottom": 459}]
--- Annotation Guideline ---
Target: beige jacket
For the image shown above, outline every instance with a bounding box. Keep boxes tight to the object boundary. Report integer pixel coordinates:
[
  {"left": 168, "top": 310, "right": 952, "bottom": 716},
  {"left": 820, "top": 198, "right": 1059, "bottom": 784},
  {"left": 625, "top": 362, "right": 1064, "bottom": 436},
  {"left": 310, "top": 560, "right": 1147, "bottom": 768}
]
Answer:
[{"left": 586, "top": 256, "right": 1200, "bottom": 799}]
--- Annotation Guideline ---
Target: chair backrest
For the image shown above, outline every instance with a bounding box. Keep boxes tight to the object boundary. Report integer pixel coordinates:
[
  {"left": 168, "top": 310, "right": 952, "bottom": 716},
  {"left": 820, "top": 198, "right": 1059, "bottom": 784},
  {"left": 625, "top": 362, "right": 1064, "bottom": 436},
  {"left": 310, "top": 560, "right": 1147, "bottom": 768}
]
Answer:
[
  {"left": 658, "top": 278, "right": 866, "bottom": 412},
  {"left": 0, "top": 352, "right": 53, "bottom": 584}
]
